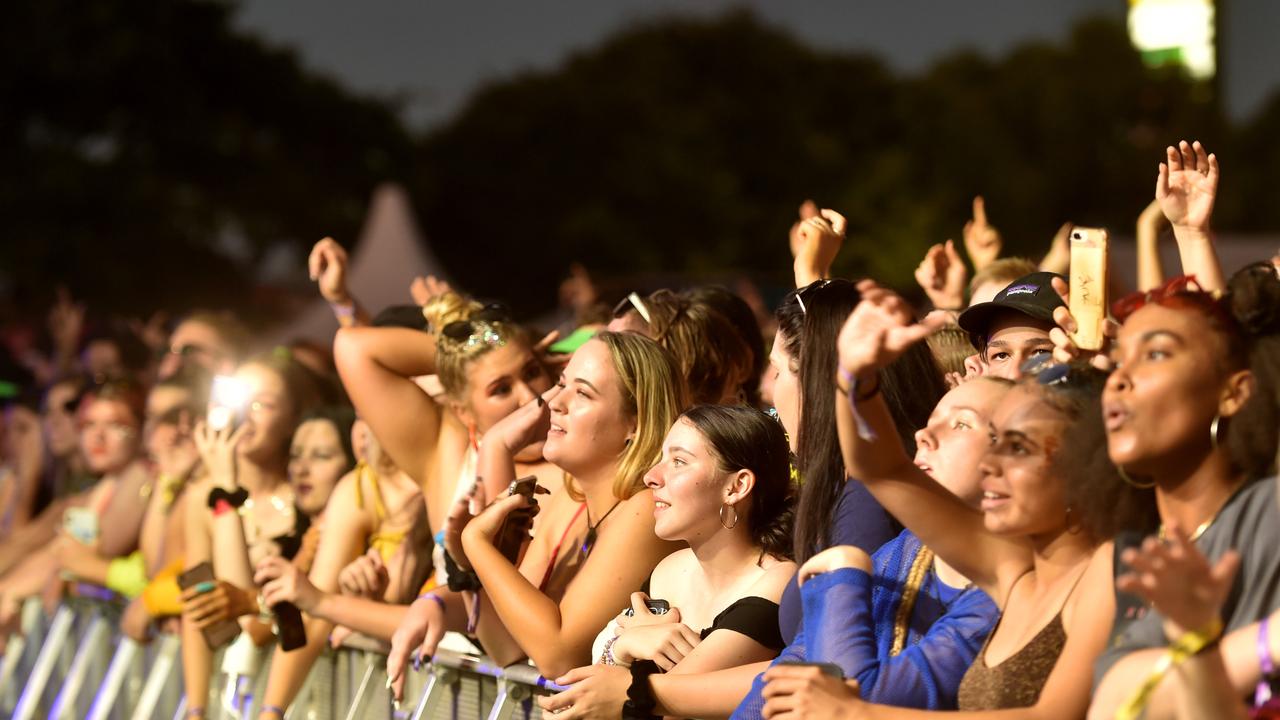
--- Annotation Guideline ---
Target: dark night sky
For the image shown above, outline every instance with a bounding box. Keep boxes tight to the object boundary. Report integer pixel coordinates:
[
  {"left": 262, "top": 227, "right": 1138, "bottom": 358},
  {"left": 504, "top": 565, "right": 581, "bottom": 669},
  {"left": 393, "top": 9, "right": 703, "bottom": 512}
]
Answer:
[{"left": 235, "top": 0, "right": 1280, "bottom": 129}]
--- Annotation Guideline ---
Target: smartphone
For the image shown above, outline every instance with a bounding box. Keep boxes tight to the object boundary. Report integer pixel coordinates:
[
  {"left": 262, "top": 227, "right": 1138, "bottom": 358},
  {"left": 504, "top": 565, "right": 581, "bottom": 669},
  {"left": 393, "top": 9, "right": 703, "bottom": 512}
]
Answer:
[
  {"left": 177, "top": 562, "right": 242, "bottom": 649},
  {"left": 207, "top": 375, "right": 249, "bottom": 431},
  {"left": 777, "top": 661, "right": 844, "bottom": 679},
  {"left": 1068, "top": 227, "right": 1110, "bottom": 351},
  {"left": 495, "top": 476, "right": 539, "bottom": 564},
  {"left": 623, "top": 599, "right": 671, "bottom": 617},
  {"left": 272, "top": 601, "right": 308, "bottom": 652},
  {"left": 62, "top": 507, "right": 99, "bottom": 544}
]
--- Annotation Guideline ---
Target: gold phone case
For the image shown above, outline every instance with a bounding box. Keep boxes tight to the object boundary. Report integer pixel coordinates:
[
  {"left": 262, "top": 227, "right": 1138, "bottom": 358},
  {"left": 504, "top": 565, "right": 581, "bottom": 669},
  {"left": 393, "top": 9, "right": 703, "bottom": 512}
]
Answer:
[{"left": 1068, "top": 227, "right": 1109, "bottom": 351}]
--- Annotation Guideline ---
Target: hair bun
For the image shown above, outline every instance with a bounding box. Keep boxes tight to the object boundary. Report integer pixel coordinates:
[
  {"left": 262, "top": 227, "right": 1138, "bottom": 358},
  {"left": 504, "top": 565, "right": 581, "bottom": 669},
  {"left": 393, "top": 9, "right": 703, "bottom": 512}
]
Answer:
[{"left": 1228, "top": 262, "right": 1280, "bottom": 338}]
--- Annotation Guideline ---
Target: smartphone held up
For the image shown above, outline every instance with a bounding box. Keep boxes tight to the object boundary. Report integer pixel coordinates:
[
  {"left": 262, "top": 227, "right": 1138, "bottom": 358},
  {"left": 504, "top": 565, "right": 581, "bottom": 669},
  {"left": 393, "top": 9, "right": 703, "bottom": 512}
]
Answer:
[
  {"left": 207, "top": 375, "right": 249, "bottom": 432},
  {"left": 1068, "top": 227, "right": 1109, "bottom": 351}
]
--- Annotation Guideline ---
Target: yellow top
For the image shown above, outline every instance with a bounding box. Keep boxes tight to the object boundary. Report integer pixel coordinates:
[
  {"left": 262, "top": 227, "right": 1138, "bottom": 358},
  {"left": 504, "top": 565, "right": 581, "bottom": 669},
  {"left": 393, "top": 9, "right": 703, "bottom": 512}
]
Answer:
[{"left": 353, "top": 463, "right": 407, "bottom": 564}]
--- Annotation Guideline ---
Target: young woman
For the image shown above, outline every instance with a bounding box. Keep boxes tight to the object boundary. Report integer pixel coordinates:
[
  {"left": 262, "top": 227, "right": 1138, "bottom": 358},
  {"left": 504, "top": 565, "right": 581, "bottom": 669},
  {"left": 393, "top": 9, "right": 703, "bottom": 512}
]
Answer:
[
  {"left": 385, "top": 331, "right": 687, "bottom": 697},
  {"left": 594, "top": 405, "right": 796, "bottom": 674},
  {"left": 178, "top": 406, "right": 356, "bottom": 642},
  {"left": 1085, "top": 264, "right": 1280, "bottom": 720},
  {"left": 333, "top": 293, "right": 557, "bottom": 537},
  {"left": 760, "top": 283, "right": 1115, "bottom": 718},
  {"left": 734, "top": 378, "right": 1008, "bottom": 716},
  {"left": 178, "top": 352, "right": 322, "bottom": 718},
  {"left": 539, "top": 280, "right": 945, "bottom": 719},
  {"left": 0, "top": 381, "right": 148, "bottom": 641},
  {"left": 610, "top": 289, "right": 756, "bottom": 406},
  {"left": 251, "top": 410, "right": 433, "bottom": 716}
]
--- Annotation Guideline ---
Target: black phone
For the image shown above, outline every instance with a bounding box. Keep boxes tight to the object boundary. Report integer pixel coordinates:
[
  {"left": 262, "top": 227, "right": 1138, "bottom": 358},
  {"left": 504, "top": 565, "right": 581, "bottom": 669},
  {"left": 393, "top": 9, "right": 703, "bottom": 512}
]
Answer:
[
  {"left": 495, "top": 476, "right": 539, "bottom": 564},
  {"left": 624, "top": 599, "right": 671, "bottom": 617},
  {"left": 177, "top": 562, "right": 241, "bottom": 649},
  {"left": 272, "top": 601, "right": 307, "bottom": 652},
  {"left": 777, "top": 660, "right": 844, "bottom": 679}
]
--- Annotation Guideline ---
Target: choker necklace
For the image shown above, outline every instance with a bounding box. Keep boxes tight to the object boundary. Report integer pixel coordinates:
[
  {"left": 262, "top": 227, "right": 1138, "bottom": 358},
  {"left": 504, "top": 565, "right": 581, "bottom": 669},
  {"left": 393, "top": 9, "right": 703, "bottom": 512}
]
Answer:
[{"left": 581, "top": 500, "right": 623, "bottom": 558}]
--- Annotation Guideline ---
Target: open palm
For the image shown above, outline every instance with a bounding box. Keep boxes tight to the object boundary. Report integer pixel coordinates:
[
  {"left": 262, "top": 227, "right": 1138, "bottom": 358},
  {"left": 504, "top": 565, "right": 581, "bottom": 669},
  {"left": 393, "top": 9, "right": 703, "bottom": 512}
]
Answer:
[{"left": 1157, "top": 140, "right": 1219, "bottom": 231}]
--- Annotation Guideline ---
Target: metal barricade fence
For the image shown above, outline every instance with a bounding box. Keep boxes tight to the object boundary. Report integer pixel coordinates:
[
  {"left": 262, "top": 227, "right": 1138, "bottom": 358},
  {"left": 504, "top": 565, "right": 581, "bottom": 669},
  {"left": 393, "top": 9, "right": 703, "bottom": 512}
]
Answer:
[{"left": 5, "top": 598, "right": 560, "bottom": 720}]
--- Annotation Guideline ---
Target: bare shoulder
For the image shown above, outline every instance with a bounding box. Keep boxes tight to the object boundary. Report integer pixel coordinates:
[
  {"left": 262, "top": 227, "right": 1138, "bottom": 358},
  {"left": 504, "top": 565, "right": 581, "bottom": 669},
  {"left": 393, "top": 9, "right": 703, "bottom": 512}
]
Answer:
[
  {"left": 1064, "top": 541, "right": 1115, "bottom": 633},
  {"left": 747, "top": 557, "right": 798, "bottom": 600}
]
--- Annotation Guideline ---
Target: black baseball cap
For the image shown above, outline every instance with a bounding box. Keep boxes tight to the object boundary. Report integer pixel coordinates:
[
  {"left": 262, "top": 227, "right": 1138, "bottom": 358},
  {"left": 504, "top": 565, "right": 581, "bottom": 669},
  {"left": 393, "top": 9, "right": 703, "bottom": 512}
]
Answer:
[{"left": 957, "top": 271, "right": 1065, "bottom": 344}]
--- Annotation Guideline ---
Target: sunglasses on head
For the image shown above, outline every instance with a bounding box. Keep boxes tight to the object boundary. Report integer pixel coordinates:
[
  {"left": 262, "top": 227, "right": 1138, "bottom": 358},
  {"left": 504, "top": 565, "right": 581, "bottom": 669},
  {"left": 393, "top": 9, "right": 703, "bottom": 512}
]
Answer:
[
  {"left": 1111, "top": 275, "right": 1229, "bottom": 325},
  {"left": 795, "top": 279, "right": 835, "bottom": 315},
  {"left": 441, "top": 304, "right": 511, "bottom": 345},
  {"left": 611, "top": 292, "right": 652, "bottom": 325}
]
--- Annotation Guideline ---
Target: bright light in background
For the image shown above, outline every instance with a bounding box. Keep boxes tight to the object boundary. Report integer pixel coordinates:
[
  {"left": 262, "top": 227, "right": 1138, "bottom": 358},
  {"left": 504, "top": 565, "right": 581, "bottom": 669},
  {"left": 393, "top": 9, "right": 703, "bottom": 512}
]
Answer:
[{"left": 1128, "top": 0, "right": 1216, "bottom": 79}]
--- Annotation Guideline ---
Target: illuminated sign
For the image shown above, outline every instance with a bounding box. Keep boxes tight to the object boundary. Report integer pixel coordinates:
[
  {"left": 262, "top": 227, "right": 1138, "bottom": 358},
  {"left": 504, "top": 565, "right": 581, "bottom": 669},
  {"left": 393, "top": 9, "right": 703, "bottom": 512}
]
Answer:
[{"left": 1128, "top": 0, "right": 1216, "bottom": 79}]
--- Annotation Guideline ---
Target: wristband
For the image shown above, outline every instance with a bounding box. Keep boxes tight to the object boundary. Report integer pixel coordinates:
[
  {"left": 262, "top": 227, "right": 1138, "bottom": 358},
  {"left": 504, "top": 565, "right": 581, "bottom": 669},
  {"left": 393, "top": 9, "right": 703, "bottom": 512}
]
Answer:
[
  {"left": 418, "top": 592, "right": 446, "bottom": 614},
  {"left": 1258, "top": 617, "right": 1276, "bottom": 707},
  {"left": 836, "top": 366, "right": 855, "bottom": 395},
  {"left": 622, "top": 660, "right": 661, "bottom": 720},
  {"left": 1116, "top": 617, "right": 1224, "bottom": 720},
  {"left": 260, "top": 704, "right": 285, "bottom": 718},
  {"left": 443, "top": 550, "right": 481, "bottom": 592},
  {"left": 847, "top": 373, "right": 880, "bottom": 442},
  {"left": 207, "top": 487, "right": 248, "bottom": 512},
  {"left": 212, "top": 499, "right": 233, "bottom": 517},
  {"left": 185, "top": 708, "right": 206, "bottom": 718}
]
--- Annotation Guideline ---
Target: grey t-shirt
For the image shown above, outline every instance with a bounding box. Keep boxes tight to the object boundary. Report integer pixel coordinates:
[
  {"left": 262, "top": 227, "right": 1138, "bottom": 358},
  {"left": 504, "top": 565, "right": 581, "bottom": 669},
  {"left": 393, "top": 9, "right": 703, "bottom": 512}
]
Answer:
[{"left": 1094, "top": 476, "right": 1280, "bottom": 687}]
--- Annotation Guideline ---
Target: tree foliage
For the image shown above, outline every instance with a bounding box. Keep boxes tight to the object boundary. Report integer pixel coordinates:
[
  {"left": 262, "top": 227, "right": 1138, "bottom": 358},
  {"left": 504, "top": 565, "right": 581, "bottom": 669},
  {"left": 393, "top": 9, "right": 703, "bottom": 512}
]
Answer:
[{"left": 0, "top": 0, "right": 413, "bottom": 321}]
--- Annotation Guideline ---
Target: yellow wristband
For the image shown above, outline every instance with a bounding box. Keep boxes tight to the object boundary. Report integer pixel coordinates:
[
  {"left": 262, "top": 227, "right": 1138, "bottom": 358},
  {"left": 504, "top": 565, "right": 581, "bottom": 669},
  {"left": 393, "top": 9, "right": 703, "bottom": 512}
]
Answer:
[{"left": 1115, "top": 617, "right": 1224, "bottom": 720}]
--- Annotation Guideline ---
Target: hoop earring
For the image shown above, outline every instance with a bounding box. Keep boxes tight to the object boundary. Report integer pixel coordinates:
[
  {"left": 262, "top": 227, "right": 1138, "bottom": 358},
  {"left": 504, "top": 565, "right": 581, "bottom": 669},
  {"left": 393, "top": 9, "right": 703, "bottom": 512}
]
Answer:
[
  {"left": 1210, "top": 415, "right": 1225, "bottom": 449},
  {"left": 1064, "top": 505, "right": 1083, "bottom": 535},
  {"left": 1117, "top": 465, "right": 1156, "bottom": 490},
  {"left": 718, "top": 503, "right": 739, "bottom": 530}
]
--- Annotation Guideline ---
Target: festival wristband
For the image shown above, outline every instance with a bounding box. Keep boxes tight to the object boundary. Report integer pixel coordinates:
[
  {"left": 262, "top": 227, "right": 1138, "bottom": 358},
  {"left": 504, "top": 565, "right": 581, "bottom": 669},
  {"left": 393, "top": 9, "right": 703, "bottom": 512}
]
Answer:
[{"left": 1116, "top": 617, "right": 1224, "bottom": 720}]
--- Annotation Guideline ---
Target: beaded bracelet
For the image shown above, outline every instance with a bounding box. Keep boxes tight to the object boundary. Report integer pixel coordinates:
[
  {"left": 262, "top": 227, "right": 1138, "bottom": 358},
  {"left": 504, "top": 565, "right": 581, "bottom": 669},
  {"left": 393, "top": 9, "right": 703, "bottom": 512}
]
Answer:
[{"left": 600, "top": 633, "right": 620, "bottom": 666}]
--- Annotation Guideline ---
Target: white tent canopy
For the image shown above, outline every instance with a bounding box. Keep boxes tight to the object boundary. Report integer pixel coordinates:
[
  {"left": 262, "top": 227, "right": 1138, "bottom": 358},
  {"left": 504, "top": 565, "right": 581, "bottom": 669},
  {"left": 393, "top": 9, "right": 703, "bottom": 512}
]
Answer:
[{"left": 274, "top": 183, "right": 448, "bottom": 345}]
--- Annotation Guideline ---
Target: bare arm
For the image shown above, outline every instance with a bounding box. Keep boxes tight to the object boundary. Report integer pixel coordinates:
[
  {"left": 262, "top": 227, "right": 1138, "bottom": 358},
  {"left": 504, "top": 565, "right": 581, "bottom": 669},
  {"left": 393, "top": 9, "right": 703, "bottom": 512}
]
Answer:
[
  {"left": 97, "top": 461, "right": 151, "bottom": 557},
  {"left": 333, "top": 326, "right": 443, "bottom": 485},
  {"left": 1137, "top": 199, "right": 1168, "bottom": 292},
  {"left": 259, "top": 477, "right": 370, "bottom": 712},
  {"left": 833, "top": 285, "right": 1027, "bottom": 595},
  {"left": 464, "top": 490, "right": 676, "bottom": 679}
]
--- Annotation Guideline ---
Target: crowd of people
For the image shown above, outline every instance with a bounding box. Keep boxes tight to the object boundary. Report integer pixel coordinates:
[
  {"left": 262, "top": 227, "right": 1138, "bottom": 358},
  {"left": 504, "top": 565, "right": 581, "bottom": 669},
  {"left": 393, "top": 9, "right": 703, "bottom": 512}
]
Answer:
[{"left": 1, "top": 139, "right": 1278, "bottom": 719}]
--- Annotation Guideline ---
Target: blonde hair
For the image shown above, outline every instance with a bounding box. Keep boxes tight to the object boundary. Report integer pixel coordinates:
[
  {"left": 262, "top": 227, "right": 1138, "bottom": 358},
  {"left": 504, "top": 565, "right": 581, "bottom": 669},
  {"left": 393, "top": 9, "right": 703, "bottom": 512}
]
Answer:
[
  {"left": 969, "top": 257, "right": 1038, "bottom": 297},
  {"left": 422, "top": 293, "right": 528, "bottom": 400},
  {"left": 567, "top": 332, "right": 689, "bottom": 502},
  {"left": 925, "top": 325, "right": 976, "bottom": 376}
]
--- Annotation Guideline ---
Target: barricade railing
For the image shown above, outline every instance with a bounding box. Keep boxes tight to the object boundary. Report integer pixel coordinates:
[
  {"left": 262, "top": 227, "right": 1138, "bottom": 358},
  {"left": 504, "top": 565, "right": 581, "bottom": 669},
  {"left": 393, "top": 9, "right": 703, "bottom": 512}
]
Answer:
[{"left": 6, "top": 598, "right": 563, "bottom": 720}]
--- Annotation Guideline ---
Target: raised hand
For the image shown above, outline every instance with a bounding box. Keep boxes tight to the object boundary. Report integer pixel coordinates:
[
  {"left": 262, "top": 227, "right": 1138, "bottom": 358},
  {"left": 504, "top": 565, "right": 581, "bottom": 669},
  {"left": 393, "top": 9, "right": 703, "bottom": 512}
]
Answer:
[
  {"left": 788, "top": 199, "right": 821, "bottom": 258},
  {"left": 837, "top": 281, "right": 948, "bottom": 380},
  {"left": 1039, "top": 223, "right": 1072, "bottom": 276},
  {"left": 913, "top": 239, "right": 968, "bottom": 311},
  {"left": 193, "top": 420, "right": 249, "bottom": 490},
  {"left": 1117, "top": 524, "right": 1240, "bottom": 639},
  {"left": 792, "top": 206, "right": 847, "bottom": 287},
  {"left": 308, "top": 237, "right": 353, "bottom": 305},
  {"left": 1047, "top": 277, "right": 1116, "bottom": 370},
  {"left": 963, "top": 196, "right": 1002, "bottom": 271},
  {"left": 1157, "top": 140, "right": 1219, "bottom": 233},
  {"left": 409, "top": 274, "right": 453, "bottom": 307}
]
